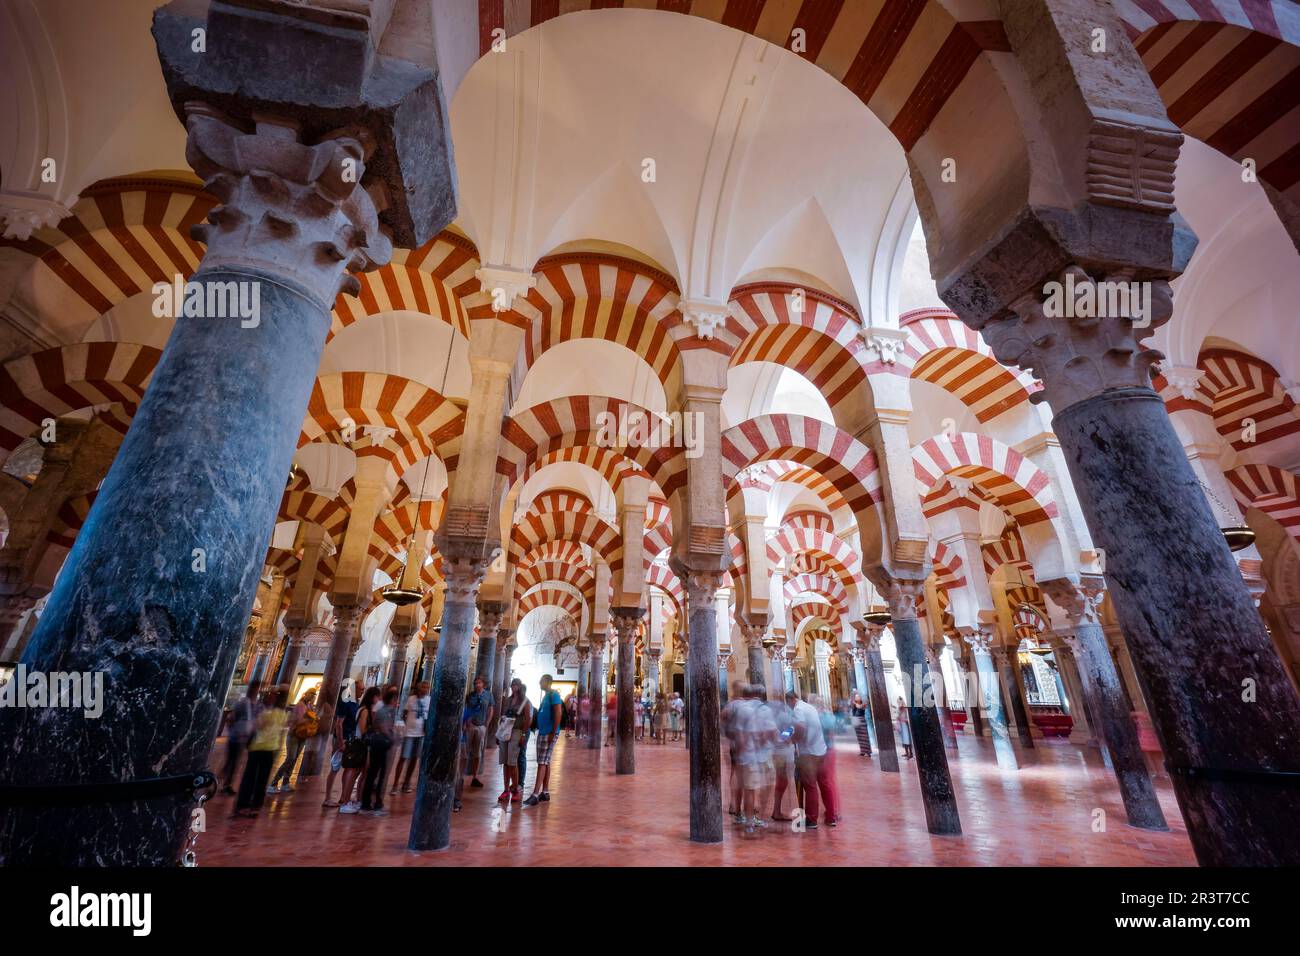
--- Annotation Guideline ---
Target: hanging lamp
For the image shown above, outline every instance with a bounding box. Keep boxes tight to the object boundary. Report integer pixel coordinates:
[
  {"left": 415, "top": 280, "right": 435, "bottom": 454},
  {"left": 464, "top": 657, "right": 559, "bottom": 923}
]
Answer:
[{"left": 1197, "top": 479, "right": 1255, "bottom": 552}]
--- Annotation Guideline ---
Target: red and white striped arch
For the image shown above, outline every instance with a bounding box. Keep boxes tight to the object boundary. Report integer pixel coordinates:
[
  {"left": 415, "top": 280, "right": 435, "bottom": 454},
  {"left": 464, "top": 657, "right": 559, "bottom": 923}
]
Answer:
[
  {"left": 1118, "top": 0, "right": 1300, "bottom": 201},
  {"left": 330, "top": 231, "right": 479, "bottom": 341},
  {"left": 898, "top": 309, "right": 1040, "bottom": 422},
  {"left": 512, "top": 445, "right": 651, "bottom": 505},
  {"left": 509, "top": 510, "right": 623, "bottom": 577},
  {"left": 514, "top": 559, "right": 596, "bottom": 606},
  {"left": 1227, "top": 462, "right": 1300, "bottom": 540},
  {"left": 647, "top": 561, "right": 685, "bottom": 616},
  {"left": 982, "top": 527, "right": 1031, "bottom": 578},
  {"left": 511, "top": 254, "right": 686, "bottom": 403},
  {"left": 0, "top": 342, "right": 160, "bottom": 460},
  {"left": 524, "top": 489, "right": 595, "bottom": 519},
  {"left": 913, "top": 433, "right": 1058, "bottom": 527},
  {"left": 727, "top": 284, "right": 869, "bottom": 421},
  {"left": 790, "top": 600, "right": 842, "bottom": 647},
  {"left": 498, "top": 396, "right": 686, "bottom": 498},
  {"left": 1012, "top": 603, "right": 1048, "bottom": 641},
  {"left": 517, "top": 585, "right": 585, "bottom": 621},
  {"left": 930, "top": 541, "right": 967, "bottom": 593},
  {"left": 278, "top": 489, "right": 350, "bottom": 543},
  {"left": 784, "top": 572, "right": 849, "bottom": 619},
  {"left": 518, "top": 539, "right": 589, "bottom": 570},
  {"left": 44, "top": 490, "right": 98, "bottom": 554},
  {"left": 370, "top": 499, "right": 441, "bottom": 556},
  {"left": 767, "top": 523, "right": 862, "bottom": 597},
  {"left": 299, "top": 372, "right": 465, "bottom": 471},
  {"left": 722, "top": 415, "right": 883, "bottom": 518},
  {"left": 476, "top": 2, "right": 1012, "bottom": 152},
  {"left": 0, "top": 178, "right": 211, "bottom": 323},
  {"left": 1198, "top": 348, "right": 1300, "bottom": 451}
]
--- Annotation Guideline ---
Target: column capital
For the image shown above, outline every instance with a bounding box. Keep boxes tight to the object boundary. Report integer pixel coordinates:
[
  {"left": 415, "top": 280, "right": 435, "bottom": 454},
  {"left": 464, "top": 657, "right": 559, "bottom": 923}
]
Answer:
[
  {"left": 962, "top": 626, "right": 996, "bottom": 654},
  {"left": 1040, "top": 575, "right": 1105, "bottom": 629},
  {"left": 674, "top": 564, "right": 725, "bottom": 608},
  {"left": 183, "top": 106, "right": 393, "bottom": 308},
  {"left": 495, "top": 626, "right": 515, "bottom": 648},
  {"left": 610, "top": 606, "right": 646, "bottom": 637},
  {"left": 739, "top": 617, "right": 768, "bottom": 648},
  {"left": 869, "top": 576, "right": 926, "bottom": 620},
  {"left": 476, "top": 600, "right": 507, "bottom": 634},
  {"left": 442, "top": 554, "right": 493, "bottom": 604},
  {"left": 679, "top": 298, "right": 730, "bottom": 340}
]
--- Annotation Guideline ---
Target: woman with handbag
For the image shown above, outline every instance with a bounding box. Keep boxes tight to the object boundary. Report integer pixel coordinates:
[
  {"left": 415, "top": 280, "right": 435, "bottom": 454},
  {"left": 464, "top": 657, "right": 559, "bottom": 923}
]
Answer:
[
  {"left": 234, "top": 686, "right": 288, "bottom": 818},
  {"left": 269, "top": 687, "right": 317, "bottom": 793},
  {"left": 497, "top": 677, "right": 533, "bottom": 805},
  {"left": 356, "top": 687, "right": 399, "bottom": 816}
]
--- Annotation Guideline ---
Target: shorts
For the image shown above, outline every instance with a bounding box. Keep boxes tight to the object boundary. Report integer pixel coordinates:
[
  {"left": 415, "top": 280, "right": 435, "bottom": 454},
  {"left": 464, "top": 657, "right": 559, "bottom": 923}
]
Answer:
[
  {"left": 743, "top": 761, "right": 774, "bottom": 791},
  {"left": 499, "top": 732, "right": 523, "bottom": 766},
  {"left": 535, "top": 732, "right": 558, "bottom": 766},
  {"left": 401, "top": 736, "right": 421, "bottom": 759}
]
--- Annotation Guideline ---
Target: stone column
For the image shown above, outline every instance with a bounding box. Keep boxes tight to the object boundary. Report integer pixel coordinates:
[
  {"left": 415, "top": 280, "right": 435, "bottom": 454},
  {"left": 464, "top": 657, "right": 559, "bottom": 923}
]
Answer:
[
  {"left": 740, "top": 618, "right": 768, "bottom": 693},
  {"left": 863, "top": 626, "right": 899, "bottom": 773},
  {"left": 852, "top": 650, "right": 869, "bottom": 699},
  {"left": 813, "top": 645, "right": 831, "bottom": 701},
  {"left": 587, "top": 634, "right": 607, "bottom": 752},
  {"left": 419, "top": 633, "right": 438, "bottom": 683},
  {"left": 768, "top": 643, "right": 785, "bottom": 699},
  {"left": 964, "top": 627, "right": 1017, "bottom": 771},
  {"left": 967, "top": 264, "right": 1300, "bottom": 862},
  {"left": 301, "top": 601, "right": 364, "bottom": 775},
  {"left": 576, "top": 645, "right": 590, "bottom": 737},
  {"left": 0, "top": 102, "right": 407, "bottom": 863},
  {"left": 387, "top": 624, "right": 414, "bottom": 689},
  {"left": 678, "top": 566, "right": 725, "bottom": 844},
  {"left": 475, "top": 601, "right": 504, "bottom": 686},
  {"left": 926, "top": 644, "right": 959, "bottom": 751},
  {"left": 1042, "top": 579, "right": 1167, "bottom": 831},
  {"left": 409, "top": 553, "right": 492, "bottom": 852},
  {"left": 950, "top": 642, "right": 983, "bottom": 736},
  {"left": 275, "top": 624, "right": 309, "bottom": 686},
  {"left": 995, "top": 646, "right": 1035, "bottom": 749},
  {"left": 646, "top": 646, "right": 661, "bottom": 700},
  {"left": 611, "top": 607, "right": 643, "bottom": 775}
]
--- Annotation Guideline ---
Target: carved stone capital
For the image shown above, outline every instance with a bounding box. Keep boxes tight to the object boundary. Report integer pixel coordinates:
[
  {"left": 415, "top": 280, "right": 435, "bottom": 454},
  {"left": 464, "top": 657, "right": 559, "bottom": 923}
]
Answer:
[
  {"left": 979, "top": 265, "right": 1174, "bottom": 412},
  {"left": 495, "top": 626, "right": 514, "bottom": 649},
  {"left": 860, "top": 326, "right": 909, "bottom": 365},
  {"left": 875, "top": 577, "right": 925, "bottom": 620},
  {"left": 1040, "top": 576, "right": 1105, "bottom": 629},
  {"left": 610, "top": 607, "right": 645, "bottom": 640},
  {"left": 739, "top": 618, "right": 768, "bottom": 648},
  {"left": 679, "top": 299, "right": 730, "bottom": 341},
  {"left": 863, "top": 623, "right": 886, "bottom": 653},
  {"left": 442, "top": 555, "right": 492, "bottom": 605},
  {"left": 962, "top": 626, "right": 996, "bottom": 655},
  {"left": 677, "top": 566, "right": 724, "bottom": 609},
  {"left": 476, "top": 600, "right": 507, "bottom": 636},
  {"left": 0, "top": 191, "right": 73, "bottom": 241}
]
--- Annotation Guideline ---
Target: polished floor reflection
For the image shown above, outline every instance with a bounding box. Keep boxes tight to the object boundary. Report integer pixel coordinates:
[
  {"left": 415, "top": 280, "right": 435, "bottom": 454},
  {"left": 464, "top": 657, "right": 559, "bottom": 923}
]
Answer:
[{"left": 200, "top": 729, "right": 1195, "bottom": 866}]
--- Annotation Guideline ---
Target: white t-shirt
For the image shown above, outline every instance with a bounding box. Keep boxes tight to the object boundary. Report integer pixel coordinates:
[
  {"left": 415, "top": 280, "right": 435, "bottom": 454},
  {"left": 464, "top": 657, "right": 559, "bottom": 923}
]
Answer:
[
  {"left": 749, "top": 701, "right": 778, "bottom": 765},
  {"left": 790, "top": 699, "right": 827, "bottom": 757},
  {"left": 403, "top": 694, "right": 430, "bottom": 738},
  {"left": 671, "top": 697, "right": 684, "bottom": 714},
  {"left": 768, "top": 701, "right": 795, "bottom": 756}
]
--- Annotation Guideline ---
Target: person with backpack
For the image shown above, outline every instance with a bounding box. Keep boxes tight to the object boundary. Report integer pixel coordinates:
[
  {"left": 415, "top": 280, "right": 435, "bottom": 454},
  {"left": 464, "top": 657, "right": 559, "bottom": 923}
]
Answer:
[
  {"left": 221, "top": 679, "right": 261, "bottom": 795},
  {"left": 497, "top": 677, "right": 533, "bottom": 805},
  {"left": 268, "top": 687, "right": 317, "bottom": 793},
  {"left": 234, "top": 686, "right": 288, "bottom": 818},
  {"left": 351, "top": 686, "right": 398, "bottom": 816},
  {"left": 391, "top": 680, "right": 431, "bottom": 795},
  {"left": 522, "top": 674, "right": 564, "bottom": 806},
  {"left": 323, "top": 680, "right": 363, "bottom": 809}
]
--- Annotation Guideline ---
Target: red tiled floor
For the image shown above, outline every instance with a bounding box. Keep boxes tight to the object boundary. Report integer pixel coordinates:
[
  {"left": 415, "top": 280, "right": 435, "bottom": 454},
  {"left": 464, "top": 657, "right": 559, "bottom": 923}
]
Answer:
[{"left": 198, "top": 731, "right": 1196, "bottom": 866}]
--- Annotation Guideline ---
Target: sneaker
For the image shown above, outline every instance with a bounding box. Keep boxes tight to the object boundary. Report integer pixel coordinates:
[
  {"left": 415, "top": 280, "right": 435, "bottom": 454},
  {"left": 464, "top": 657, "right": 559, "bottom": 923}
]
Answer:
[
  {"left": 470, "top": 778, "right": 484, "bottom": 789},
  {"left": 523, "top": 795, "right": 540, "bottom": 807},
  {"left": 751, "top": 817, "right": 767, "bottom": 829},
  {"left": 281, "top": 785, "right": 294, "bottom": 794},
  {"left": 539, "top": 792, "right": 550, "bottom": 802},
  {"left": 511, "top": 789, "right": 522, "bottom": 804},
  {"left": 372, "top": 808, "right": 389, "bottom": 817},
  {"left": 338, "top": 803, "right": 360, "bottom": 815},
  {"left": 733, "top": 814, "right": 747, "bottom": 827},
  {"left": 806, "top": 822, "right": 818, "bottom": 830},
  {"left": 498, "top": 790, "right": 511, "bottom": 803},
  {"left": 266, "top": 785, "right": 278, "bottom": 794}
]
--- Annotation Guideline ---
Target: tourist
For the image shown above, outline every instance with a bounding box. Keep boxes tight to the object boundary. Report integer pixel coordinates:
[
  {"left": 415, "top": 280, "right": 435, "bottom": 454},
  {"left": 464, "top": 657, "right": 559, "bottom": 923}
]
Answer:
[
  {"left": 464, "top": 675, "right": 494, "bottom": 788},
  {"left": 786, "top": 690, "right": 829, "bottom": 830},
  {"left": 221, "top": 679, "right": 261, "bottom": 795},
  {"left": 606, "top": 691, "right": 617, "bottom": 741},
  {"left": 652, "top": 692, "right": 666, "bottom": 742},
  {"left": 323, "top": 680, "right": 362, "bottom": 809},
  {"left": 268, "top": 686, "right": 317, "bottom": 792},
  {"left": 669, "top": 692, "right": 684, "bottom": 741},
  {"left": 577, "top": 688, "right": 591, "bottom": 739},
  {"left": 721, "top": 680, "right": 747, "bottom": 821},
  {"left": 355, "top": 686, "right": 398, "bottom": 816},
  {"left": 816, "top": 695, "right": 843, "bottom": 827},
  {"left": 392, "top": 680, "right": 431, "bottom": 794},
  {"left": 563, "top": 691, "right": 577, "bottom": 737},
  {"left": 523, "top": 673, "right": 564, "bottom": 806},
  {"left": 850, "top": 691, "right": 872, "bottom": 757},
  {"left": 639, "top": 693, "right": 651, "bottom": 739},
  {"left": 768, "top": 692, "right": 796, "bottom": 822},
  {"left": 497, "top": 677, "right": 533, "bottom": 804},
  {"left": 234, "top": 686, "right": 287, "bottom": 818},
  {"left": 897, "top": 696, "right": 913, "bottom": 759},
  {"left": 742, "top": 684, "right": 778, "bottom": 834}
]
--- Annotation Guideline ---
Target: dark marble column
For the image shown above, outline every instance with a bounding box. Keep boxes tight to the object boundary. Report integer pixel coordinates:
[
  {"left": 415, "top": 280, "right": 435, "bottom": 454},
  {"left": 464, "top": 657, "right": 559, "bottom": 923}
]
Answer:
[
  {"left": 300, "top": 601, "right": 364, "bottom": 776},
  {"left": 612, "top": 608, "right": 643, "bottom": 775},
  {"left": 679, "top": 568, "right": 724, "bottom": 843},
  {"left": 1051, "top": 388, "right": 1300, "bottom": 863},
  {"left": 1041, "top": 579, "right": 1167, "bottom": 831},
  {"left": 739, "top": 619, "right": 768, "bottom": 693},
  {"left": 996, "top": 647, "right": 1035, "bottom": 749},
  {"left": 275, "top": 626, "right": 309, "bottom": 686},
  {"left": 965, "top": 628, "right": 1017, "bottom": 771},
  {"left": 575, "top": 646, "right": 590, "bottom": 737},
  {"left": 409, "top": 554, "right": 491, "bottom": 851},
  {"left": 475, "top": 601, "right": 504, "bottom": 686},
  {"left": 0, "top": 103, "right": 402, "bottom": 863},
  {"left": 387, "top": 626, "right": 413, "bottom": 689},
  {"left": 863, "top": 628, "right": 899, "bottom": 773},
  {"left": 926, "top": 644, "right": 959, "bottom": 751},
  {"left": 881, "top": 584, "right": 961, "bottom": 835},
  {"left": 586, "top": 636, "right": 607, "bottom": 752},
  {"left": 420, "top": 636, "right": 438, "bottom": 684}
]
